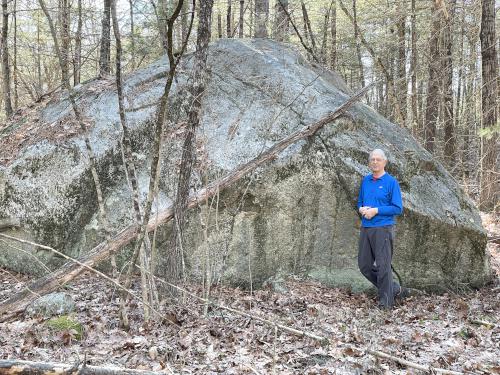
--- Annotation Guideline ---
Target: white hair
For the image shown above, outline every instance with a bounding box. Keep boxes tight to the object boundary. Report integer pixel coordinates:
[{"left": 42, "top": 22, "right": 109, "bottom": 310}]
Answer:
[{"left": 369, "top": 149, "right": 387, "bottom": 161}]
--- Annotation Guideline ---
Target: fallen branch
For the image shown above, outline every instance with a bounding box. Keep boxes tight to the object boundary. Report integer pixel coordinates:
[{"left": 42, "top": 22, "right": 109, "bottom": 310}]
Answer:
[
  {"left": 0, "top": 84, "right": 370, "bottom": 321},
  {"left": 367, "top": 349, "right": 464, "bottom": 375},
  {"left": 0, "top": 218, "right": 20, "bottom": 231},
  {"left": 469, "top": 319, "right": 496, "bottom": 328},
  {"left": 0, "top": 359, "right": 167, "bottom": 375}
]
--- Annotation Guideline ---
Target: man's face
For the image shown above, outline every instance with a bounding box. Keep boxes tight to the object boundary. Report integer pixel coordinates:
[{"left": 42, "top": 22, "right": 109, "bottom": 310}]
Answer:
[{"left": 369, "top": 154, "right": 387, "bottom": 174}]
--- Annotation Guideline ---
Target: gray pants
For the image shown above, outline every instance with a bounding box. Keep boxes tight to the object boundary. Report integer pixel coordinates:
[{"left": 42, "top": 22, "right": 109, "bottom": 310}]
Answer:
[{"left": 358, "top": 226, "right": 400, "bottom": 307}]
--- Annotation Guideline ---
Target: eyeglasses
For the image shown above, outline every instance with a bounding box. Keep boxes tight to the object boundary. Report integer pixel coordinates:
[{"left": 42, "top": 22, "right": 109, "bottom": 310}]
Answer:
[{"left": 369, "top": 158, "right": 385, "bottom": 163}]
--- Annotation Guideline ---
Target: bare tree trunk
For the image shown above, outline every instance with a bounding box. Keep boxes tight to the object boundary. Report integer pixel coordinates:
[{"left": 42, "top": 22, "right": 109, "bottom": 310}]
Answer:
[
  {"left": 479, "top": 0, "right": 499, "bottom": 212},
  {"left": 12, "top": 0, "right": 17, "bottom": 109},
  {"left": 129, "top": 0, "right": 136, "bottom": 70},
  {"left": 352, "top": 0, "right": 365, "bottom": 91},
  {"left": 301, "top": 2, "right": 316, "bottom": 51},
  {"left": 217, "top": 12, "right": 222, "bottom": 38},
  {"left": 410, "top": 0, "right": 418, "bottom": 134},
  {"left": 442, "top": 0, "right": 456, "bottom": 166},
  {"left": 111, "top": 0, "right": 158, "bottom": 323},
  {"left": 424, "top": 0, "right": 442, "bottom": 153},
  {"left": 254, "top": 0, "right": 268, "bottom": 37},
  {"left": 181, "top": 0, "right": 188, "bottom": 45},
  {"left": 117, "top": 0, "right": 194, "bottom": 327},
  {"left": 74, "top": 0, "right": 82, "bottom": 85},
  {"left": 330, "top": 0, "right": 337, "bottom": 70},
  {"left": 239, "top": 0, "right": 244, "bottom": 38},
  {"left": 99, "top": 0, "right": 111, "bottom": 76},
  {"left": 1, "top": 0, "right": 13, "bottom": 117},
  {"left": 60, "top": 0, "right": 70, "bottom": 86},
  {"left": 37, "top": 12, "right": 42, "bottom": 96},
  {"left": 226, "top": 0, "right": 232, "bottom": 38},
  {"left": 320, "top": 5, "right": 330, "bottom": 63},
  {"left": 167, "top": 0, "right": 214, "bottom": 293},
  {"left": 274, "top": 0, "right": 288, "bottom": 42},
  {"left": 396, "top": 0, "right": 407, "bottom": 125}
]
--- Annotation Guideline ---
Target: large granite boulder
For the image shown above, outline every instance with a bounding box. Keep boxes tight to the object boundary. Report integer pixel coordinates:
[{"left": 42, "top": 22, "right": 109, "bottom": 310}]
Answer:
[{"left": 0, "top": 39, "right": 491, "bottom": 292}]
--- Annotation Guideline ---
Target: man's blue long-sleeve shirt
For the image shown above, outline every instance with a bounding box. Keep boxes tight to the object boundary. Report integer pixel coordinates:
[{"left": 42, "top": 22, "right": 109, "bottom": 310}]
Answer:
[{"left": 357, "top": 172, "right": 403, "bottom": 227}]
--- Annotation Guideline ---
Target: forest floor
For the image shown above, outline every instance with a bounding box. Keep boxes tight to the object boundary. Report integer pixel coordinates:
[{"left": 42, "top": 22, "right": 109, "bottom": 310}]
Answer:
[{"left": 0, "top": 215, "right": 499, "bottom": 374}]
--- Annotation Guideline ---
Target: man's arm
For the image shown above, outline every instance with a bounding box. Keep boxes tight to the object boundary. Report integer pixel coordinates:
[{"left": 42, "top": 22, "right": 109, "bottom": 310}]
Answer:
[{"left": 376, "top": 180, "right": 403, "bottom": 216}]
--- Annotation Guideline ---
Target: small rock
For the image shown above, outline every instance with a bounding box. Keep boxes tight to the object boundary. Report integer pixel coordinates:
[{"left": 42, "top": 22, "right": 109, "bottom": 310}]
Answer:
[{"left": 26, "top": 292, "right": 75, "bottom": 317}]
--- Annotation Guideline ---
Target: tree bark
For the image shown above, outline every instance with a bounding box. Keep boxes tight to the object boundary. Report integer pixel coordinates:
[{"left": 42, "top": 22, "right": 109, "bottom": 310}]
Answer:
[
  {"left": 99, "top": 0, "right": 111, "bottom": 76},
  {"left": 479, "top": 0, "right": 499, "bottom": 212},
  {"left": 0, "top": 85, "right": 369, "bottom": 321},
  {"left": 254, "top": 0, "right": 268, "bottom": 37},
  {"left": 1, "top": 0, "right": 13, "bottom": 117}
]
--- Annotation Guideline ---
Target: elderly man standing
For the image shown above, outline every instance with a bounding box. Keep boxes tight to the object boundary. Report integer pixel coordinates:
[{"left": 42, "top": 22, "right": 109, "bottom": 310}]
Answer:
[{"left": 357, "top": 149, "right": 407, "bottom": 309}]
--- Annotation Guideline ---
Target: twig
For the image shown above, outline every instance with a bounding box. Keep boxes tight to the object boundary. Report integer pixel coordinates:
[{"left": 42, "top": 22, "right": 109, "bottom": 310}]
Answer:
[
  {"left": 469, "top": 319, "right": 496, "bottom": 328},
  {"left": 367, "top": 349, "right": 464, "bottom": 375}
]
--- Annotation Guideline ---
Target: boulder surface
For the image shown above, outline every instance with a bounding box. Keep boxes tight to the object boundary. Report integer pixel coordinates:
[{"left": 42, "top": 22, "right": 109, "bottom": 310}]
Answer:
[{"left": 0, "top": 39, "right": 491, "bottom": 292}]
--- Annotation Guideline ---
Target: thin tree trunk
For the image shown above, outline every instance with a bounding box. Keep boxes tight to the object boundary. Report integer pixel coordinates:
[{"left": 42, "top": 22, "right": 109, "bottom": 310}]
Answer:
[
  {"left": 320, "top": 6, "right": 330, "bottom": 63},
  {"left": 99, "top": 0, "right": 111, "bottom": 76},
  {"left": 111, "top": 0, "right": 158, "bottom": 324},
  {"left": 396, "top": 0, "right": 407, "bottom": 125},
  {"left": 117, "top": 0, "right": 194, "bottom": 328},
  {"left": 1, "top": 0, "right": 13, "bottom": 117},
  {"left": 12, "top": 0, "right": 17, "bottom": 109},
  {"left": 479, "top": 0, "right": 499, "bottom": 212},
  {"left": 37, "top": 12, "right": 42, "bottom": 96},
  {"left": 301, "top": 2, "right": 316, "bottom": 51},
  {"left": 60, "top": 0, "right": 70, "bottom": 86},
  {"left": 129, "top": 0, "right": 136, "bottom": 70},
  {"left": 330, "top": 0, "right": 337, "bottom": 70},
  {"left": 410, "top": 0, "right": 418, "bottom": 134},
  {"left": 217, "top": 12, "right": 222, "bottom": 38},
  {"left": 166, "top": 0, "right": 215, "bottom": 294},
  {"left": 181, "top": 0, "right": 188, "bottom": 45},
  {"left": 239, "top": 0, "right": 244, "bottom": 38},
  {"left": 442, "top": 0, "right": 456, "bottom": 166},
  {"left": 254, "top": 0, "right": 268, "bottom": 37},
  {"left": 74, "top": 0, "right": 82, "bottom": 85},
  {"left": 352, "top": 0, "right": 365, "bottom": 91},
  {"left": 424, "top": 0, "right": 442, "bottom": 153},
  {"left": 226, "top": 0, "right": 232, "bottom": 38}
]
